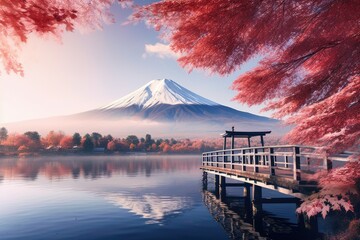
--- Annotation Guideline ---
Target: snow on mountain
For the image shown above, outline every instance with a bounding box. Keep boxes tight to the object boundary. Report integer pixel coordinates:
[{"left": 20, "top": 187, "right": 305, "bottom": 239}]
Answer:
[
  {"left": 100, "top": 78, "right": 218, "bottom": 110},
  {"left": 3, "top": 78, "right": 284, "bottom": 137},
  {"left": 74, "top": 78, "right": 277, "bottom": 123}
]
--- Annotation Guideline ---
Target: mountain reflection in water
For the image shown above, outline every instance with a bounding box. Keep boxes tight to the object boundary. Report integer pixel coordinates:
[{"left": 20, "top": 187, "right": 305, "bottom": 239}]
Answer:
[{"left": 107, "top": 193, "right": 193, "bottom": 224}]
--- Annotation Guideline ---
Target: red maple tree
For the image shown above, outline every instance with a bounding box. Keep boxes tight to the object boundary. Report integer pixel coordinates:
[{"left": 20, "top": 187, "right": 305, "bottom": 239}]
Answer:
[
  {"left": 134, "top": 0, "right": 360, "bottom": 227},
  {"left": 134, "top": 0, "right": 360, "bottom": 153},
  {"left": 0, "top": 0, "right": 122, "bottom": 76}
]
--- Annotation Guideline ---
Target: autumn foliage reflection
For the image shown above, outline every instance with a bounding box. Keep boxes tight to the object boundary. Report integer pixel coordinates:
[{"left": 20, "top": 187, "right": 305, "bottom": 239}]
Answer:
[{"left": 0, "top": 156, "right": 199, "bottom": 180}]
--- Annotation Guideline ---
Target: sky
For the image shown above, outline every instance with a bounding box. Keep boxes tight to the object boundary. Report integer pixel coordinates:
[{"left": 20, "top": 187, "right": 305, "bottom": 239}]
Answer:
[{"left": 0, "top": 3, "right": 268, "bottom": 124}]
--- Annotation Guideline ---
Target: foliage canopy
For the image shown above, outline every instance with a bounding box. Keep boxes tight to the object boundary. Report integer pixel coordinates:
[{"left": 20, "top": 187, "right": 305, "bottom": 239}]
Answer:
[{"left": 135, "top": 0, "right": 360, "bottom": 152}]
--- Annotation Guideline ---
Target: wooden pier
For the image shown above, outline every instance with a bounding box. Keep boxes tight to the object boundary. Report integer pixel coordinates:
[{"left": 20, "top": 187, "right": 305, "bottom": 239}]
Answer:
[
  {"left": 201, "top": 129, "right": 353, "bottom": 198},
  {"left": 200, "top": 129, "right": 355, "bottom": 236}
]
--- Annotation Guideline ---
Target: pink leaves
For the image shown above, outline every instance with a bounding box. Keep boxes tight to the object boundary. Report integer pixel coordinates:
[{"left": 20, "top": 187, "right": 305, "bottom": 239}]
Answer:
[
  {"left": 136, "top": 0, "right": 360, "bottom": 153},
  {"left": 297, "top": 160, "right": 360, "bottom": 218},
  {"left": 0, "top": 0, "right": 116, "bottom": 75},
  {"left": 319, "top": 161, "right": 360, "bottom": 188},
  {"left": 321, "top": 205, "right": 330, "bottom": 219},
  {"left": 297, "top": 193, "right": 354, "bottom": 219}
]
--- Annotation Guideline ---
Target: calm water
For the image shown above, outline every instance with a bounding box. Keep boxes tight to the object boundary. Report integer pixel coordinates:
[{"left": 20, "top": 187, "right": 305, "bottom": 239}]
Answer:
[{"left": 0, "top": 155, "right": 347, "bottom": 239}]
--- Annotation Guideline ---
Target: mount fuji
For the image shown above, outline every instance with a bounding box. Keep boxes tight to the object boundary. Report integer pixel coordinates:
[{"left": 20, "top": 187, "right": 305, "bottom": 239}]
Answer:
[
  {"left": 4, "top": 79, "right": 282, "bottom": 137},
  {"left": 75, "top": 78, "right": 275, "bottom": 123}
]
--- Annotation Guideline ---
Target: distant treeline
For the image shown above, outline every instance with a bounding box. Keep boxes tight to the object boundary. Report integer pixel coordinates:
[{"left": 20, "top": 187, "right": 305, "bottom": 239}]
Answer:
[{"left": 0, "top": 127, "right": 225, "bottom": 155}]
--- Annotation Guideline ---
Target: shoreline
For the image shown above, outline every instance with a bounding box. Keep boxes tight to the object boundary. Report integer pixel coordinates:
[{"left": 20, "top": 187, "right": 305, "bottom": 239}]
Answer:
[{"left": 0, "top": 151, "right": 202, "bottom": 158}]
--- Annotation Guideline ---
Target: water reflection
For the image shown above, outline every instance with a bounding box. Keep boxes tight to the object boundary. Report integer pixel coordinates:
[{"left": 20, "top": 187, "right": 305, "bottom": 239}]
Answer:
[
  {"left": 0, "top": 155, "right": 199, "bottom": 180},
  {"left": 107, "top": 193, "right": 193, "bottom": 224},
  {"left": 0, "top": 155, "right": 201, "bottom": 235},
  {"left": 202, "top": 186, "right": 324, "bottom": 240}
]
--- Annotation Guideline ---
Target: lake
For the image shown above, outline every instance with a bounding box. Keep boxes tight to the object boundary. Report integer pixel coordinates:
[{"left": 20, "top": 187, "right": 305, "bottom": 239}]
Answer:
[{"left": 0, "top": 155, "right": 347, "bottom": 239}]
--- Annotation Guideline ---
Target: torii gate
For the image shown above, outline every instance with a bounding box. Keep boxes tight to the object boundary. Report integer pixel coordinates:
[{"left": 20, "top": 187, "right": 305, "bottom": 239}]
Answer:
[{"left": 222, "top": 127, "right": 271, "bottom": 150}]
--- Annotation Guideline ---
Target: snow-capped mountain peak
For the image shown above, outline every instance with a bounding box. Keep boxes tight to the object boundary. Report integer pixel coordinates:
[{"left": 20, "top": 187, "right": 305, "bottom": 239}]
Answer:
[{"left": 100, "top": 78, "right": 219, "bottom": 110}]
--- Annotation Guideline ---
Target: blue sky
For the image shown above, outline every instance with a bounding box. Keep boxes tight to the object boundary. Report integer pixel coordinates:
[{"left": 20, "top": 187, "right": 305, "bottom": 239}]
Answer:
[{"left": 0, "top": 3, "right": 268, "bottom": 124}]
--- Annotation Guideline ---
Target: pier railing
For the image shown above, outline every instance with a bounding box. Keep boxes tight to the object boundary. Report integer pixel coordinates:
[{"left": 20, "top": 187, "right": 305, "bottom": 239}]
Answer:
[{"left": 202, "top": 145, "right": 354, "bottom": 182}]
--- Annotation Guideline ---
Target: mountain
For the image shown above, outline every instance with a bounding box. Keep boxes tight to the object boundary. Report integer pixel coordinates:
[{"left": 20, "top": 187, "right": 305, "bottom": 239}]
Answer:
[
  {"left": 4, "top": 79, "right": 283, "bottom": 137},
  {"left": 75, "top": 78, "right": 275, "bottom": 123}
]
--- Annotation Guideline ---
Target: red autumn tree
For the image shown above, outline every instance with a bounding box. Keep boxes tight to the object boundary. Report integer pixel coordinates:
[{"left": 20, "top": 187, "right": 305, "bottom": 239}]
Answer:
[
  {"left": 135, "top": 0, "right": 360, "bottom": 153},
  {"left": 42, "top": 130, "right": 65, "bottom": 147},
  {"left": 107, "top": 140, "right": 118, "bottom": 151},
  {"left": 0, "top": 0, "right": 132, "bottom": 75},
  {"left": 59, "top": 135, "right": 74, "bottom": 149},
  {"left": 3, "top": 133, "right": 41, "bottom": 151},
  {"left": 135, "top": 0, "right": 360, "bottom": 225}
]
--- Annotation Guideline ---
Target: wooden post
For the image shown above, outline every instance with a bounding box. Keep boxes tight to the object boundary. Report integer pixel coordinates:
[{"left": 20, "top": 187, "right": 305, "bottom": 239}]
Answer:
[
  {"left": 220, "top": 176, "right": 226, "bottom": 200},
  {"left": 293, "top": 146, "right": 301, "bottom": 181},
  {"left": 223, "top": 137, "right": 227, "bottom": 150},
  {"left": 231, "top": 134, "right": 235, "bottom": 169},
  {"left": 220, "top": 176, "right": 226, "bottom": 188},
  {"left": 270, "top": 147, "right": 275, "bottom": 175},
  {"left": 242, "top": 149, "right": 247, "bottom": 171},
  {"left": 213, "top": 152, "right": 216, "bottom": 167},
  {"left": 231, "top": 152, "right": 235, "bottom": 169},
  {"left": 252, "top": 185, "right": 263, "bottom": 232},
  {"left": 247, "top": 137, "right": 251, "bottom": 147},
  {"left": 254, "top": 149, "right": 259, "bottom": 173},
  {"left": 324, "top": 155, "right": 332, "bottom": 171},
  {"left": 260, "top": 136, "right": 264, "bottom": 146},
  {"left": 262, "top": 147, "right": 266, "bottom": 166},
  {"left": 244, "top": 183, "right": 252, "bottom": 222},
  {"left": 252, "top": 185, "right": 262, "bottom": 205},
  {"left": 285, "top": 156, "right": 289, "bottom": 168}
]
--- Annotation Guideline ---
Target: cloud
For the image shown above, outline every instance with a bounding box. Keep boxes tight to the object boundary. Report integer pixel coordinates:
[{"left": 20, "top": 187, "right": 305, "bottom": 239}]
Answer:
[{"left": 143, "top": 43, "right": 180, "bottom": 59}]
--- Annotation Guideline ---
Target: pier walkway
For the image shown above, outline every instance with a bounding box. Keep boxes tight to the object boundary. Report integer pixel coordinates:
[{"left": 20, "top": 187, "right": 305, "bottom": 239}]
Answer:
[{"left": 202, "top": 144, "right": 352, "bottom": 197}]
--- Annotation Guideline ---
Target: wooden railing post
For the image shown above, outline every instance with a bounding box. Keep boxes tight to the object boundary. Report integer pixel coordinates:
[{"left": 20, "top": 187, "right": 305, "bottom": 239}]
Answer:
[
  {"left": 323, "top": 155, "right": 332, "bottom": 171},
  {"left": 293, "top": 146, "right": 301, "bottom": 181},
  {"left": 254, "top": 148, "right": 259, "bottom": 173},
  {"left": 223, "top": 150, "right": 227, "bottom": 168},
  {"left": 263, "top": 147, "right": 267, "bottom": 166},
  {"left": 242, "top": 149, "right": 247, "bottom": 172},
  {"left": 270, "top": 148, "right": 275, "bottom": 176},
  {"left": 231, "top": 150, "right": 235, "bottom": 169},
  {"left": 285, "top": 156, "right": 289, "bottom": 169},
  {"left": 213, "top": 152, "right": 216, "bottom": 167}
]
